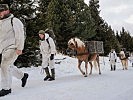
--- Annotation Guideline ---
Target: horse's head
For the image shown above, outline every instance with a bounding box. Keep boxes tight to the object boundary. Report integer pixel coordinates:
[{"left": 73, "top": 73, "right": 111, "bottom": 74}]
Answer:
[
  {"left": 68, "top": 38, "right": 77, "bottom": 50},
  {"left": 119, "top": 51, "right": 126, "bottom": 59},
  {"left": 68, "top": 38, "right": 85, "bottom": 50}
]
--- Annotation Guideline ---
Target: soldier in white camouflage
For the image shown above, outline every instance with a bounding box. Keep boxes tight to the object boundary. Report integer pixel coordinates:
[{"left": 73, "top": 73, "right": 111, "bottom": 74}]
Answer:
[{"left": 0, "top": 4, "right": 28, "bottom": 97}]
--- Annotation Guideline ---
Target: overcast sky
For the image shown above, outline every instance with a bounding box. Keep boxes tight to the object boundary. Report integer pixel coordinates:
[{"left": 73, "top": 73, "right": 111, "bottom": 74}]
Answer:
[{"left": 84, "top": 0, "right": 133, "bottom": 35}]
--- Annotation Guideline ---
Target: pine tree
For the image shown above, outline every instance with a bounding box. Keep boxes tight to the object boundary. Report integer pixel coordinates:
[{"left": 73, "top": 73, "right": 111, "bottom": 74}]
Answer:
[
  {"left": 104, "top": 26, "right": 120, "bottom": 55},
  {"left": 72, "top": 0, "right": 96, "bottom": 40},
  {"left": 88, "top": 0, "right": 121, "bottom": 55},
  {"left": 43, "top": 0, "right": 73, "bottom": 49},
  {"left": 36, "top": 0, "right": 98, "bottom": 52},
  {"left": 89, "top": 0, "right": 102, "bottom": 40},
  {"left": 119, "top": 27, "right": 132, "bottom": 51},
  {"left": 10, "top": 0, "right": 39, "bottom": 67}
]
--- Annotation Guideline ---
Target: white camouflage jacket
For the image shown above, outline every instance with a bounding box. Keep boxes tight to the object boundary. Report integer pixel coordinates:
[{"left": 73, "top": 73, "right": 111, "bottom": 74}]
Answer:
[
  {"left": 0, "top": 14, "right": 25, "bottom": 53},
  {"left": 39, "top": 33, "right": 56, "bottom": 57},
  {"left": 109, "top": 51, "right": 117, "bottom": 61}
]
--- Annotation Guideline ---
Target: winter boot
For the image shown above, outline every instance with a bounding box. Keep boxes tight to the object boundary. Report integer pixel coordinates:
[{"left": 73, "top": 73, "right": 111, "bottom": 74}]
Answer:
[
  {"left": 21, "top": 73, "right": 29, "bottom": 87},
  {"left": 44, "top": 67, "right": 51, "bottom": 81},
  {"left": 48, "top": 68, "right": 55, "bottom": 81},
  {"left": 111, "top": 65, "right": 113, "bottom": 71},
  {"left": 0, "top": 89, "right": 11, "bottom": 97},
  {"left": 114, "top": 65, "right": 116, "bottom": 71}
]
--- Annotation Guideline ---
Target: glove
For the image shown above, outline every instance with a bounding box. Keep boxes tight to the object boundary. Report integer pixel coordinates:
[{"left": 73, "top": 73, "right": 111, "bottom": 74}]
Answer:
[
  {"left": 50, "top": 54, "right": 54, "bottom": 60},
  {"left": 115, "top": 59, "right": 117, "bottom": 62}
]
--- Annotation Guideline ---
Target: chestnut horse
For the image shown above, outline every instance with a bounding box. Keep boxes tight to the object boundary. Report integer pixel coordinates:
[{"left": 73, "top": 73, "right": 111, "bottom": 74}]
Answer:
[
  {"left": 68, "top": 37, "right": 101, "bottom": 77},
  {"left": 119, "top": 51, "right": 128, "bottom": 70}
]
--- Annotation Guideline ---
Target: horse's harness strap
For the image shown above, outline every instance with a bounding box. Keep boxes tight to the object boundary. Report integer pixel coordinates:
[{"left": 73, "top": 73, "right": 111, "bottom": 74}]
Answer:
[
  {"left": 76, "top": 52, "right": 89, "bottom": 56},
  {"left": 120, "top": 57, "right": 128, "bottom": 60}
]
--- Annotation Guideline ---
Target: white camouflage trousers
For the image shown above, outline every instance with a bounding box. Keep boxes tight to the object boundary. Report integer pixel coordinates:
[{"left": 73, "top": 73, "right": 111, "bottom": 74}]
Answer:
[
  {"left": 109, "top": 60, "right": 116, "bottom": 66},
  {"left": 42, "top": 54, "right": 54, "bottom": 69},
  {"left": 0, "top": 49, "right": 24, "bottom": 90}
]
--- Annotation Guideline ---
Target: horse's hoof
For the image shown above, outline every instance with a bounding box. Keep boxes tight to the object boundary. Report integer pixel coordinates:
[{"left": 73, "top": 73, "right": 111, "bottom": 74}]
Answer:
[
  {"left": 99, "top": 72, "right": 101, "bottom": 75},
  {"left": 83, "top": 72, "right": 85, "bottom": 75},
  {"left": 84, "top": 75, "right": 87, "bottom": 77}
]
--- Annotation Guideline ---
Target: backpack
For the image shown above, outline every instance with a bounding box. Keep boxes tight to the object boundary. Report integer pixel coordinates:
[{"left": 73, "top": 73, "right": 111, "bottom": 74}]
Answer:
[
  {"left": 44, "top": 28, "right": 56, "bottom": 48},
  {"left": 44, "top": 28, "right": 56, "bottom": 40},
  {"left": 11, "top": 17, "right": 26, "bottom": 39},
  {"left": 46, "top": 38, "right": 50, "bottom": 49}
]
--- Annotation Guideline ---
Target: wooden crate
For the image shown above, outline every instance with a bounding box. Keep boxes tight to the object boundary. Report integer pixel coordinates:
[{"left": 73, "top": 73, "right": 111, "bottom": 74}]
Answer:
[{"left": 85, "top": 41, "right": 104, "bottom": 54}]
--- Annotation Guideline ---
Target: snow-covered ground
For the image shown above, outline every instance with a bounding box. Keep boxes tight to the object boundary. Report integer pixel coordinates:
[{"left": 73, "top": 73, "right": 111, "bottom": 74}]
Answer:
[{"left": 1, "top": 54, "right": 133, "bottom": 100}]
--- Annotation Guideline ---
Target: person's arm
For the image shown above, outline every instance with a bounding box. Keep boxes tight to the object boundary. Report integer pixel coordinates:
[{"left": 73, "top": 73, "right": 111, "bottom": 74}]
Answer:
[
  {"left": 12, "top": 18, "right": 25, "bottom": 51},
  {"left": 49, "top": 38, "right": 56, "bottom": 54},
  {"left": 109, "top": 53, "right": 111, "bottom": 61},
  {"left": 114, "top": 52, "right": 117, "bottom": 62},
  {"left": 49, "top": 38, "right": 56, "bottom": 60},
  {"left": 12, "top": 18, "right": 25, "bottom": 55},
  {"left": 39, "top": 40, "right": 43, "bottom": 54}
]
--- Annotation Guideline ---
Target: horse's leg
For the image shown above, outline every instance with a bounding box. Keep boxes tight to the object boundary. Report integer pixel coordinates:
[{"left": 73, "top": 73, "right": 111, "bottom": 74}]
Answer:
[
  {"left": 96, "top": 55, "right": 101, "bottom": 74},
  {"left": 78, "top": 60, "right": 85, "bottom": 75},
  {"left": 89, "top": 62, "right": 93, "bottom": 75},
  {"left": 84, "top": 61, "right": 88, "bottom": 77},
  {"left": 123, "top": 60, "right": 125, "bottom": 70},
  {"left": 121, "top": 60, "right": 124, "bottom": 70},
  {"left": 125, "top": 59, "right": 128, "bottom": 70}
]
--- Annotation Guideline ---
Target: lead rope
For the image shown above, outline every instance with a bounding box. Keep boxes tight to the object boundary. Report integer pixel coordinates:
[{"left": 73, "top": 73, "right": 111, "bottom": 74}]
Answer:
[{"left": 40, "top": 67, "right": 45, "bottom": 75}]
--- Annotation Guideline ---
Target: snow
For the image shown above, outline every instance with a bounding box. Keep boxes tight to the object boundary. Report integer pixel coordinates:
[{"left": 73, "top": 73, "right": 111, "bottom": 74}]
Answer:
[{"left": 1, "top": 54, "right": 133, "bottom": 100}]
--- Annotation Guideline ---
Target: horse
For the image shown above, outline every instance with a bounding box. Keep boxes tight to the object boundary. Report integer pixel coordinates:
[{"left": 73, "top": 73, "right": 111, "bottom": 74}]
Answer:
[
  {"left": 68, "top": 37, "right": 101, "bottom": 77},
  {"left": 119, "top": 51, "right": 128, "bottom": 70}
]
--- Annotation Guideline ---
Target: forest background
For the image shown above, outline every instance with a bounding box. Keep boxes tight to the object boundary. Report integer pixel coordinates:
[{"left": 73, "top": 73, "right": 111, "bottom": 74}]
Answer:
[{"left": 5, "top": 0, "right": 133, "bottom": 67}]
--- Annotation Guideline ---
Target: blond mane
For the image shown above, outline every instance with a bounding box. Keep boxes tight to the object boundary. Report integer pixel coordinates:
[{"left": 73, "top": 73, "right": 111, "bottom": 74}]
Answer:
[
  {"left": 120, "top": 51, "right": 126, "bottom": 59},
  {"left": 68, "top": 38, "right": 85, "bottom": 48}
]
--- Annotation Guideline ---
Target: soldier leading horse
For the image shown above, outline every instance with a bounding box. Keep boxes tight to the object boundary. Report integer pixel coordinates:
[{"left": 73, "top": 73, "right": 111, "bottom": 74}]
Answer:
[{"left": 68, "top": 37, "right": 101, "bottom": 77}]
